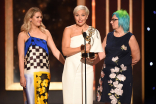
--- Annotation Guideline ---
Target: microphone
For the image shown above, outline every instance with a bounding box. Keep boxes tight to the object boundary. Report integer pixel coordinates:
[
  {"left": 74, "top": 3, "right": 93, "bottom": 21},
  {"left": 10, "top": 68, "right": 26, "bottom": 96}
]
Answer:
[
  {"left": 83, "top": 32, "right": 87, "bottom": 38},
  {"left": 82, "top": 31, "right": 87, "bottom": 104},
  {"left": 82, "top": 32, "right": 87, "bottom": 54}
]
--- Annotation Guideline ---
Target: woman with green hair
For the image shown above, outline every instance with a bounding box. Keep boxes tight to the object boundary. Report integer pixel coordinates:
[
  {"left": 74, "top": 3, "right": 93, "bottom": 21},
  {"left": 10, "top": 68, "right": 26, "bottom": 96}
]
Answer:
[{"left": 96, "top": 9, "right": 140, "bottom": 104}]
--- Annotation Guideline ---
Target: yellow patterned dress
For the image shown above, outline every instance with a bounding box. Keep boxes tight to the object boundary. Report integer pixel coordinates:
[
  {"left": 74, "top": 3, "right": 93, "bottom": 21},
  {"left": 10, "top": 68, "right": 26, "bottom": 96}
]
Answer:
[{"left": 24, "top": 33, "right": 50, "bottom": 104}]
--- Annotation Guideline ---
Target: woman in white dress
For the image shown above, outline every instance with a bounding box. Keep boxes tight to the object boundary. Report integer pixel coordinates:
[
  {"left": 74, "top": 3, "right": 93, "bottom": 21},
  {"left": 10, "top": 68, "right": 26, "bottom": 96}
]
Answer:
[{"left": 62, "top": 5, "right": 103, "bottom": 104}]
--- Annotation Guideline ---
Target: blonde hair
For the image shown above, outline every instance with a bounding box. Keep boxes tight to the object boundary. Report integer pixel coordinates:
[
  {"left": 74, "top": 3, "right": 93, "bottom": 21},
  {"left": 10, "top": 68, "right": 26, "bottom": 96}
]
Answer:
[
  {"left": 21, "top": 7, "right": 46, "bottom": 33},
  {"left": 73, "top": 5, "right": 89, "bottom": 15}
]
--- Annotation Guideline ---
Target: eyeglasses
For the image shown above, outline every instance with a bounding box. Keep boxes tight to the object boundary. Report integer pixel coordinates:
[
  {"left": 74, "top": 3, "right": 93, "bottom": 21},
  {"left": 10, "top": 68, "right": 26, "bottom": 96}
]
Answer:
[{"left": 111, "top": 19, "right": 118, "bottom": 22}]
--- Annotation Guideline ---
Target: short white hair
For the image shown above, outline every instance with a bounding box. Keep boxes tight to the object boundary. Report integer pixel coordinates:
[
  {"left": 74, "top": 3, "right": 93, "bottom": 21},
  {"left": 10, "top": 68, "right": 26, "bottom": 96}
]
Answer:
[{"left": 73, "top": 5, "right": 89, "bottom": 15}]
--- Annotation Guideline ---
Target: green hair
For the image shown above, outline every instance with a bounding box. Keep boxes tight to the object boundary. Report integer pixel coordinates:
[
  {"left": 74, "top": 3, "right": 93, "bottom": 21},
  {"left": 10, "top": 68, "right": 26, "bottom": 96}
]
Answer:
[{"left": 112, "top": 10, "right": 130, "bottom": 33}]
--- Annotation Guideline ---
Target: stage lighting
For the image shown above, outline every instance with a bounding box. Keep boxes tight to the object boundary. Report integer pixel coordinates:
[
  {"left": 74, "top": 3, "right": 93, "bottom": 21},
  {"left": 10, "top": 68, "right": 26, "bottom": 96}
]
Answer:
[
  {"left": 147, "top": 27, "right": 150, "bottom": 31},
  {"left": 153, "top": 87, "right": 155, "bottom": 90},
  {"left": 150, "top": 62, "right": 153, "bottom": 66},
  {"left": 153, "top": 11, "right": 156, "bottom": 14}
]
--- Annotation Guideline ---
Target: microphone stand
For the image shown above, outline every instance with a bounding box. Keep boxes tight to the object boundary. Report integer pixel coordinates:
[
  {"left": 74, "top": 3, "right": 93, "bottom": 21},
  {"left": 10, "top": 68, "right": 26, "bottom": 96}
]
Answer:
[{"left": 82, "top": 30, "right": 87, "bottom": 104}]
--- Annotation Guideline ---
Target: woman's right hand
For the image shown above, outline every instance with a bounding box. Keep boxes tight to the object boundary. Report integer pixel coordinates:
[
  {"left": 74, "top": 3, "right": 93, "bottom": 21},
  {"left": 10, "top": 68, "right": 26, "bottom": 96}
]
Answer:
[
  {"left": 20, "top": 76, "right": 26, "bottom": 88},
  {"left": 81, "top": 44, "right": 91, "bottom": 53}
]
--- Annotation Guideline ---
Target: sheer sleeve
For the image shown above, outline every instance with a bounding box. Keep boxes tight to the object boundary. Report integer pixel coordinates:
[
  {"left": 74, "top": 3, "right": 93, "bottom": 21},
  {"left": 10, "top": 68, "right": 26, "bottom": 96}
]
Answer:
[{"left": 90, "top": 29, "right": 103, "bottom": 53}]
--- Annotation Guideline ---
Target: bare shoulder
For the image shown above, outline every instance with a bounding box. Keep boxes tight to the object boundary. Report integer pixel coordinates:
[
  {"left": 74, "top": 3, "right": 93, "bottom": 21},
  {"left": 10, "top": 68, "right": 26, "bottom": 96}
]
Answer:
[
  {"left": 44, "top": 29, "right": 51, "bottom": 36},
  {"left": 64, "top": 25, "right": 74, "bottom": 32},
  {"left": 63, "top": 25, "right": 74, "bottom": 37},
  {"left": 19, "top": 31, "right": 26, "bottom": 36},
  {"left": 129, "top": 34, "right": 137, "bottom": 42},
  {"left": 129, "top": 34, "right": 139, "bottom": 48},
  {"left": 18, "top": 31, "right": 27, "bottom": 40}
]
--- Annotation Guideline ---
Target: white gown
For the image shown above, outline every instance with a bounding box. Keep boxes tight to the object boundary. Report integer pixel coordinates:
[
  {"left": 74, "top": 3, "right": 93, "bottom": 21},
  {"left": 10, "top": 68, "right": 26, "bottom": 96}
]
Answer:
[{"left": 62, "top": 26, "right": 103, "bottom": 104}]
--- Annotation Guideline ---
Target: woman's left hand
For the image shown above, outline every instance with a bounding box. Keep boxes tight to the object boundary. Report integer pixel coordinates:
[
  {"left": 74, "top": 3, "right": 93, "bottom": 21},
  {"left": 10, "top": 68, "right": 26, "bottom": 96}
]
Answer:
[
  {"left": 86, "top": 57, "right": 95, "bottom": 64},
  {"left": 81, "top": 53, "right": 98, "bottom": 65}
]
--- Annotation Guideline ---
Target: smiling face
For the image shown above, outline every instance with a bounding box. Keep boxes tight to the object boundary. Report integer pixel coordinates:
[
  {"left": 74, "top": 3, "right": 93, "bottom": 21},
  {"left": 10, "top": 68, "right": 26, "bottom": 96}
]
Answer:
[
  {"left": 30, "top": 12, "right": 43, "bottom": 27},
  {"left": 74, "top": 9, "right": 88, "bottom": 27},
  {"left": 110, "top": 15, "right": 119, "bottom": 30}
]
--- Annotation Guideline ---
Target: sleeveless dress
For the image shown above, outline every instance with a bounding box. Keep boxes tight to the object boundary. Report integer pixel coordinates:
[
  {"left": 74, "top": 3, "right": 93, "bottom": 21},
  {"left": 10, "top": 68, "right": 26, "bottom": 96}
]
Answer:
[
  {"left": 24, "top": 33, "right": 50, "bottom": 104},
  {"left": 97, "top": 32, "right": 133, "bottom": 104},
  {"left": 62, "top": 26, "right": 103, "bottom": 104}
]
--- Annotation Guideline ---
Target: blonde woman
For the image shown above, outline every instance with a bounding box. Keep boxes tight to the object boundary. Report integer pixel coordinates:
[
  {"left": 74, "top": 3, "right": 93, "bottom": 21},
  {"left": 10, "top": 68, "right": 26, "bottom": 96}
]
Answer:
[
  {"left": 17, "top": 7, "right": 64, "bottom": 104},
  {"left": 62, "top": 5, "right": 103, "bottom": 104}
]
